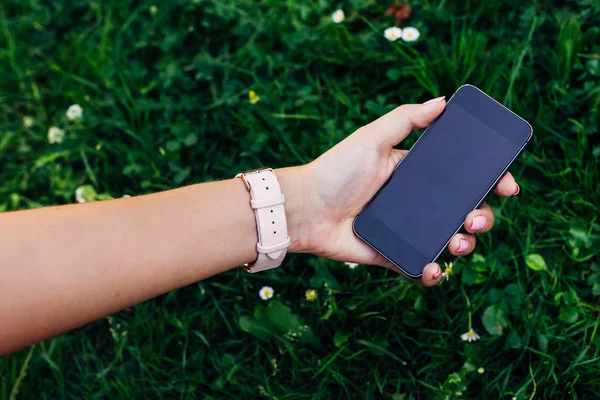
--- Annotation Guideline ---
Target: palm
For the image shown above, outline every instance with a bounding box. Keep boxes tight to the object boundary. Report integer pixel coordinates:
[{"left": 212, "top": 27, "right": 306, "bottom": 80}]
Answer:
[{"left": 303, "top": 130, "right": 406, "bottom": 265}]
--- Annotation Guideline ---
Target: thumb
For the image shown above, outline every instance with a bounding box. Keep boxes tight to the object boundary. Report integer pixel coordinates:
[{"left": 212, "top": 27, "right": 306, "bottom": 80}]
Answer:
[{"left": 365, "top": 96, "right": 446, "bottom": 149}]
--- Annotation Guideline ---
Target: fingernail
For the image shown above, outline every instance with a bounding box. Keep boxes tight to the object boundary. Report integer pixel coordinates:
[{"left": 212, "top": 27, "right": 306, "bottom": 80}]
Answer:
[
  {"left": 457, "top": 239, "right": 470, "bottom": 253},
  {"left": 514, "top": 184, "right": 520, "bottom": 196},
  {"left": 471, "top": 216, "right": 487, "bottom": 231},
  {"left": 423, "top": 96, "right": 445, "bottom": 105},
  {"left": 432, "top": 268, "right": 441, "bottom": 280}
]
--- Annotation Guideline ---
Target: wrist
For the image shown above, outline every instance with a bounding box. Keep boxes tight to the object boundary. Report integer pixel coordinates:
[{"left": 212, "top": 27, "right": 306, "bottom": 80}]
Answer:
[{"left": 275, "top": 166, "right": 312, "bottom": 254}]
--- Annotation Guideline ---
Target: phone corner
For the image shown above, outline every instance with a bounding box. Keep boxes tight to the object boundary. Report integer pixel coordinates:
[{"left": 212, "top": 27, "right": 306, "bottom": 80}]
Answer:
[
  {"left": 403, "top": 269, "right": 424, "bottom": 280},
  {"left": 458, "top": 83, "right": 476, "bottom": 90},
  {"left": 351, "top": 214, "right": 361, "bottom": 237},
  {"left": 525, "top": 122, "right": 534, "bottom": 142}
]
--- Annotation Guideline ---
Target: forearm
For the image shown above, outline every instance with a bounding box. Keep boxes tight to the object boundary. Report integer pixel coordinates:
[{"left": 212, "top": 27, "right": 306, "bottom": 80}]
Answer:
[{"left": 0, "top": 166, "right": 306, "bottom": 354}]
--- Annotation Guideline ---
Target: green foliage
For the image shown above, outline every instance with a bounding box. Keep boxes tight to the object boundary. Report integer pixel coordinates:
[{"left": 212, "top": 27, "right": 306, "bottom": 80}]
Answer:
[
  {"left": 1, "top": 0, "right": 600, "bottom": 398},
  {"left": 525, "top": 253, "right": 548, "bottom": 272},
  {"left": 481, "top": 305, "right": 510, "bottom": 336},
  {"left": 239, "top": 300, "right": 319, "bottom": 346}
]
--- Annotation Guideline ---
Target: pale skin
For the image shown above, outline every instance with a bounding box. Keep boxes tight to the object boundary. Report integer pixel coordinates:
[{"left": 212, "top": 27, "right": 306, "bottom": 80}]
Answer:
[{"left": 0, "top": 97, "right": 519, "bottom": 355}]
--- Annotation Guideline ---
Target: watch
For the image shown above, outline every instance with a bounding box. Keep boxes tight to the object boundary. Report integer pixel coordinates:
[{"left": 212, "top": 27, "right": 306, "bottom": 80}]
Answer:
[{"left": 236, "top": 168, "right": 290, "bottom": 273}]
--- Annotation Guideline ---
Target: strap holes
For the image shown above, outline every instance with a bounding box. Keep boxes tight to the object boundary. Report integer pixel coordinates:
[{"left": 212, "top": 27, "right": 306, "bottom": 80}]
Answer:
[
  {"left": 270, "top": 210, "right": 273, "bottom": 213},
  {"left": 272, "top": 221, "right": 275, "bottom": 224},
  {"left": 262, "top": 178, "right": 265, "bottom": 180},
  {"left": 274, "top": 231, "right": 276, "bottom": 234},
  {"left": 266, "top": 187, "right": 269, "bottom": 190}
]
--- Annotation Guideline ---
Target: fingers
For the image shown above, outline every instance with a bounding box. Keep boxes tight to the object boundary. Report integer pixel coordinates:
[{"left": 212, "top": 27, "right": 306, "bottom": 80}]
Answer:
[
  {"left": 421, "top": 263, "right": 443, "bottom": 286},
  {"left": 464, "top": 202, "right": 494, "bottom": 233},
  {"left": 493, "top": 172, "right": 520, "bottom": 197},
  {"left": 448, "top": 233, "right": 476, "bottom": 256},
  {"left": 363, "top": 97, "right": 446, "bottom": 149}
]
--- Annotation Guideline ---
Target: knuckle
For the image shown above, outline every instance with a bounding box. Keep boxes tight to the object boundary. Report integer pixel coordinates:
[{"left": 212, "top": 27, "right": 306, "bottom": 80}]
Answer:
[{"left": 397, "top": 104, "right": 411, "bottom": 113}]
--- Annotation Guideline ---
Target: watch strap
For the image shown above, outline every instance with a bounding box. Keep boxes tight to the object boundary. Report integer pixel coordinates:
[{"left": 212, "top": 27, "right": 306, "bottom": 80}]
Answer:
[{"left": 237, "top": 169, "right": 290, "bottom": 273}]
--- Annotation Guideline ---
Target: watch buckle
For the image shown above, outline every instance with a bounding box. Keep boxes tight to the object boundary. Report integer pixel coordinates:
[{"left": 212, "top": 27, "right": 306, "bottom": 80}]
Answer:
[{"left": 235, "top": 168, "right": 274, "bottom": 192}]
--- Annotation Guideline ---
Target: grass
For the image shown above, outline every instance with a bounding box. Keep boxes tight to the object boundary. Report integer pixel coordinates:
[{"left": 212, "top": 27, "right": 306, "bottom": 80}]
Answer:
[{"left": 1, "top": 0, "right": 599, "bottom": 398}]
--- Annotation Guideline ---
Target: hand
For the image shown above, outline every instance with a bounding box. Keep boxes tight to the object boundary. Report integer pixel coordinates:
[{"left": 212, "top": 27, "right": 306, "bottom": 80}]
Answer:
[{"left": 293, "top": 97, "right": 520, "bottom": 286}]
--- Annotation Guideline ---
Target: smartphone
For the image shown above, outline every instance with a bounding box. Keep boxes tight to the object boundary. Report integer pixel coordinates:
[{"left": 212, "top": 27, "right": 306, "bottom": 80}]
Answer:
[{"left": 353, "top": 85, "right": 533, "bottom": 278}]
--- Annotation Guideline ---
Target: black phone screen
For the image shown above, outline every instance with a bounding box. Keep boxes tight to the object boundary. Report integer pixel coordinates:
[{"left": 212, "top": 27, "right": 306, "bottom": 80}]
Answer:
[{"left": 353, "top": 85, "right": 532, "bottom": 277}]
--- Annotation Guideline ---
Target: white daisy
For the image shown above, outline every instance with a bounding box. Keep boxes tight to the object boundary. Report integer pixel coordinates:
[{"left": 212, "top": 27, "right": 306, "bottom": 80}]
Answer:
[
  {"left": 401, "top": 27, "right": 420, "bottom": 42},
  {"left": 47, "top": 126, "right": 65, "bottom": 144},
  {"left": 344, "top": 262, "right": 359, "bottom": 269},
  {"left": 460, "top": 329, "right": 480, "bottom": 342},
  {"left": 384, "top": 27, "right": 402, "bottom": 42},
  {"left": 23, "top": 116, "right": 35, "bottom": 128},
  {"left": 441, "top": 261, "right": 453, "bottom": 281},
  {"left": 259, "top": 286, "right": 274, "bottom": 300},
  {"left": 66, "top": 104, "right": 83, "bottom": 121},
  {"left": 331, "top": 9, "right": 345, "bottom": 24}
]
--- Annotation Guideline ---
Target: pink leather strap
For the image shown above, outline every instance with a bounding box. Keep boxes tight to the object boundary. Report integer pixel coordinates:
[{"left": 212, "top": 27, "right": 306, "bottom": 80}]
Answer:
[{"left": 236, "top": 169, "right": 290, "bottom": 273}]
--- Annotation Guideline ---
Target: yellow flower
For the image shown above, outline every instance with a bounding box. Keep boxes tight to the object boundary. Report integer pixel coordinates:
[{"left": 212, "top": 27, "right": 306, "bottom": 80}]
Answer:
[
  {"left": 249, "top": 90, "right": 260, "bottom": 104},
  {"left": 442, "top": 261, "right": 453, "bottom": 281},
  {"left": 305, "top": 289, "right": 318, "bottom": 302}
]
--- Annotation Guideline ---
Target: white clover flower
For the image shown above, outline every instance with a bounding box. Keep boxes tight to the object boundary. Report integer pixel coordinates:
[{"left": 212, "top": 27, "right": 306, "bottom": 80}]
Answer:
[
  {"left": 401, "top": 27, "right": 420, "bottom": 42},
  {"left": 384, "top": 27, "right": 402, "bottom": 42},
  {"left": 66, "top": 104, "right": 83, "bottom": 121},
  {"left": 441, "top": 261, "right": 453, "bottom": 281},
  {"left": 23, "top": 116, "right": 35, "bottom": 128},
  {"left": 149, "top": 5, "right": 158, "bottom": 15},
  {"left": 75, "top": 185, "right": 97, "bottom": 203},
  {"left": 75, "top": 186, "right": 86, "bottom": 203},
  {"left": 331, "top": 9, "right": 345, "bottom": 24},
  {"left": 345, "top": 262, "right": 359, "bottom": 269},
  {"left": 460, "top": 329, "right": 480, "bottom": 342},
  {"left": 259, "top": 286, "right": 274, "bottom": 300},
  {"left": 48, "top": 127, "right": 65, "bottom": 144},
  {"left": 478, "top": 367, "right": 485, "bottom": 374}
]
